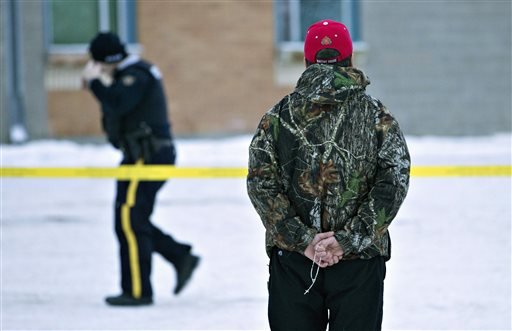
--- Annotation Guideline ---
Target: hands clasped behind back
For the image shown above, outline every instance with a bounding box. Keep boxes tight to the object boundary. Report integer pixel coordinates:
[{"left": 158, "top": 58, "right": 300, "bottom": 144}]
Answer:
[{"left": 303, "top": 231, "right": 344, "bottom": 268}]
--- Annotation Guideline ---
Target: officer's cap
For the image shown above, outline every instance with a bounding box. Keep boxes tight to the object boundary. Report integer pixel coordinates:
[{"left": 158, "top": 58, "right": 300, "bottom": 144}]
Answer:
[{"left": 89, "top": 32, "right": 128, "bottom": 64}]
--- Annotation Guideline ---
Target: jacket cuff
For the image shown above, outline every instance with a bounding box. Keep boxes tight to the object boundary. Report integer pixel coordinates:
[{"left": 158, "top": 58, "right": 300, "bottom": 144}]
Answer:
[
  {"left": 334, "top": 232, "right": 355, "bottom": 256},
  {"left": 294, "top": 227, "right": 317, "bottom": 254}
]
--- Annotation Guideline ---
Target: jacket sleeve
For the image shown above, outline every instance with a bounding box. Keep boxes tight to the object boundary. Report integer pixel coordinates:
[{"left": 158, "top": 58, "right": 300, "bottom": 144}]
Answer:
[
  {"left": 247, "top": 110, "right": 317, "bottom": 254},
  {"left": 89, "top": 69, "right": 150, "bottom": 118},
  {"left": 335, "top": 112, "right": 411, "bottom": 256}
]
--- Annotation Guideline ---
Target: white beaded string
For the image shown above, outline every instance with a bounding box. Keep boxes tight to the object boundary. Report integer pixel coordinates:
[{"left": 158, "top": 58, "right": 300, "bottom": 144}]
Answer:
[{"left": 304, "top": 250, "right": 322, "bottom": 295}]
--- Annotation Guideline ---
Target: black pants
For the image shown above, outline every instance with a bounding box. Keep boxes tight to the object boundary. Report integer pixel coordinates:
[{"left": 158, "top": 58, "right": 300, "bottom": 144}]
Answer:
[
  {"left": 268, "top": 248, "right": 386, "bottom": 331},
  {"left": 114, "top": 145, "right": 190, "bottom": 298}
]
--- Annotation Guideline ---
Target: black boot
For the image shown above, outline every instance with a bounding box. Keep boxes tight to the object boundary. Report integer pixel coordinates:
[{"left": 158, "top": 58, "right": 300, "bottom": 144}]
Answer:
[
  {"left": 105, "top": 293, "right": 153, "bottom": 306},
  {"left": 174, "top": 254, "right": 200, "bottom": 295}
]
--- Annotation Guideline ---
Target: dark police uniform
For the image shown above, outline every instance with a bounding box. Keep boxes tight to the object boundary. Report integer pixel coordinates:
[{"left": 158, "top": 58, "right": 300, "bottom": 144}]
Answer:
[{"left": 88, "top": 55, "right": 198, "bottom": 304}]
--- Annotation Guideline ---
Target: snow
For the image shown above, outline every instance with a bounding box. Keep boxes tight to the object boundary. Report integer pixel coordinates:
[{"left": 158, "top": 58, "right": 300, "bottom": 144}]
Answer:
[{"left": 1, "top": 134, "right": 511, "bottom": 330}]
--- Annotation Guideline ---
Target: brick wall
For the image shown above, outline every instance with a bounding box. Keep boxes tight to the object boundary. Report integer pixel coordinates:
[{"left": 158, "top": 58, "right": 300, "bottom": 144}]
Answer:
[{"left": 138, "top": 1, "right": 292, "bottom": 136}]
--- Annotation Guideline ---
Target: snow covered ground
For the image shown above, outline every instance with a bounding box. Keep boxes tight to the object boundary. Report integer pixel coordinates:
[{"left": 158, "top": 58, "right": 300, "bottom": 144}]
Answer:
[{"left": 1, "top": 134, "right": 511, "bottom": 330}]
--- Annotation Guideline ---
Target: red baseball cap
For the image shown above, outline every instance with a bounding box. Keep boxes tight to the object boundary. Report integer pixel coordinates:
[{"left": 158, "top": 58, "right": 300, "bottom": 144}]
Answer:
[{"left": 304, "top": 19, "right": 353, "bottom": 64}]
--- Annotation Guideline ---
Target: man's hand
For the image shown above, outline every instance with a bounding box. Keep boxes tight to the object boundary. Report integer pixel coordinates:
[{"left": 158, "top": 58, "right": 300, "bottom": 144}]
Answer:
[
  {"left": 304, "top": 231, "right": 335, "bottom": 268},
  {"left": 304, "top": 232, "right": 344, "bottom": 268},
  {"left": 81, "top": 61, "right": 101, "bottom": 88},
  {"left": 315, "top": 236, "right": 344, "bottom": 266}
]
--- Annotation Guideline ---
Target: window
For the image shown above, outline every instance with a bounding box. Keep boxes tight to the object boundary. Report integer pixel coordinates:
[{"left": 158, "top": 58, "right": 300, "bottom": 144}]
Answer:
[
  {"left": 43, "top": 0, "right": 137, "bottom": 91},
  {"left": 44, "top": 0, "right": 137, "bottom": 54},
  {"left": 274, "top": 0, "right": 361, "bottom": 51}
]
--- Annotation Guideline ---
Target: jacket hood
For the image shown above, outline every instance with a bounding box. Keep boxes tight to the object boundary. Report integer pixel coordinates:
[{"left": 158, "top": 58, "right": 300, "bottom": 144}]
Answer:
[{"left": 295, "top": 64, "right": 370, "bottom": 104}]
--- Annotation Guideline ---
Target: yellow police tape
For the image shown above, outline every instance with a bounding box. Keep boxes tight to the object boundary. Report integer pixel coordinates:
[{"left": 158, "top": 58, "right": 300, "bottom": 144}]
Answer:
[
  {"left": 0, "top": 166, "right": 246, "bottom": 180},
  {"left": 0, "top": 165, "right": 511, "bottom": 179}
]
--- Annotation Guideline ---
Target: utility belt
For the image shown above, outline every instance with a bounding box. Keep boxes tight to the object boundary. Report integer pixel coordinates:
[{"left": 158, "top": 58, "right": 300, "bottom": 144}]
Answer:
[{"left": 120, "top": 123, "right": 173, "bottom": 162}]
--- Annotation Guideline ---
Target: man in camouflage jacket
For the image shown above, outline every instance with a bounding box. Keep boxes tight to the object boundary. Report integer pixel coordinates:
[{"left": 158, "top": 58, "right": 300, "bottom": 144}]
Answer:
[{"left": 247, "top": 20, "right": 410, "bottom": 331}]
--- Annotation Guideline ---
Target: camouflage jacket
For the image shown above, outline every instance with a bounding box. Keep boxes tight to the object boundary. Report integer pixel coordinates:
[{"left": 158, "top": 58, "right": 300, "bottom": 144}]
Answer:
[{"left": 247, "top": 64, "right": 410, "bottom": 260}]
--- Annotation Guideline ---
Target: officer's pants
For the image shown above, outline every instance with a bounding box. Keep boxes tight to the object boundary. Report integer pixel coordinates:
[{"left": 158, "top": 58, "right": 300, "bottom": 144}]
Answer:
[
  {"left": 114, "top": 146, "right": 190, "bottom": 298},
  {"left": 268, "top": 248, "right": 386, "bottom": 331}
]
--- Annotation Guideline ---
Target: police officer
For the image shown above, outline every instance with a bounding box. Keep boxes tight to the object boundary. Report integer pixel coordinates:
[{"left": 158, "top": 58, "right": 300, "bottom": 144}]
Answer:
[{"left": 82, "top": 32, "right": 200, "bottom": 306}]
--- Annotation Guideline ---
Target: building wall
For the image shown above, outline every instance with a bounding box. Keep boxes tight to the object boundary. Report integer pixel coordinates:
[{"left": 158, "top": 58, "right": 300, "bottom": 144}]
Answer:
[
  {"left": 361, "top": 1, "right": 511, "bottom": 135},
  {"left": 0, "top": 1, "right": 8, "bottom": 142},
  {"left": 20, "top": 1, "right": 49, "bottom": 140},
  {"left": 138, "top": 1, "right": 290, "bottom": 136},
  {"left": 48, "top": 1, "right": 290, "bottom": 138},
  {"left": 45, "top": 1, "right": 512, "bottom": 139},
  {"left": 1, "top": 0, "right": 49, "bottom": 143},
  {"left": 47, "top": 89, "right": 101, "bottom": 136}
]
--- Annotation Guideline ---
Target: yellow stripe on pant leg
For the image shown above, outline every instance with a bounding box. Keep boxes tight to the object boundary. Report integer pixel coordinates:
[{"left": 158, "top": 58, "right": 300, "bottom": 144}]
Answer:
[{"left": 120, "top": 159, "right": 144, "bottom": 298}]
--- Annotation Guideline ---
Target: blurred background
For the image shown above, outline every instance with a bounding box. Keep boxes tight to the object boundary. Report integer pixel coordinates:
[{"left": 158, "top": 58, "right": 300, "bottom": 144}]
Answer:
[{"left": 1, "top": 0, "right": 510, "bottom": 143}]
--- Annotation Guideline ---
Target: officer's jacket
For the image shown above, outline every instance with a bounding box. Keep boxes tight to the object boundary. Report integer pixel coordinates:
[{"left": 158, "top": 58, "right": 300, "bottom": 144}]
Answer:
[
  {"left": 90, "top": 55, "right": 173, "bottom": 148},
  {"left": 247, "top": 64, "right": 410, "bottom": 260}
]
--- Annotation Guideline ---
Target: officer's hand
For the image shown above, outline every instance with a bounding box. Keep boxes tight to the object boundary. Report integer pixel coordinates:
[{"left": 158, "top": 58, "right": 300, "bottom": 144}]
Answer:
[{"left": 81, "top": 61, "right": 101, "bottom": 87}]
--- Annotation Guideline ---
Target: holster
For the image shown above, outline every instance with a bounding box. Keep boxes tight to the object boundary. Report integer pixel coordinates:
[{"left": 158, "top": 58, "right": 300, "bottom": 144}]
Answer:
[{"left": 120, "top": 123, "right": 172, "bottom": 162}]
